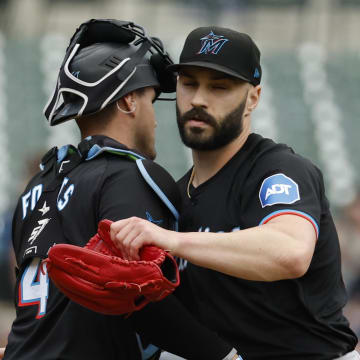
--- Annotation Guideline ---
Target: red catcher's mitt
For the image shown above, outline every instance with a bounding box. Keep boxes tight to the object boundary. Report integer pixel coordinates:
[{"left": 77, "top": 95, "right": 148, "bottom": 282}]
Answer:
[{"left": 44, "top": 219, "right": 180, "bottom": 315}]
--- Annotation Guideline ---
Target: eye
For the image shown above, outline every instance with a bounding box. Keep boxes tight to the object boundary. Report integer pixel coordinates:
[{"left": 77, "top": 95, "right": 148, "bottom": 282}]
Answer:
[
  {"left": 179, "top": 76, "right": 197, "bottom": 87},
  {"left": 211, "top": 82, "right": 229, "bottom": 90}
]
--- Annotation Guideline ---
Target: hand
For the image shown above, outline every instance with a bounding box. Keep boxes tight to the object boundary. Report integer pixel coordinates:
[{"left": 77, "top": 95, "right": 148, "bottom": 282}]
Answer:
[
  {"left": 0, "top": 347, "right": 5, "bottom": 359},
  {"left": 110, "top": 217, "right": 179, "bottom": 260}
]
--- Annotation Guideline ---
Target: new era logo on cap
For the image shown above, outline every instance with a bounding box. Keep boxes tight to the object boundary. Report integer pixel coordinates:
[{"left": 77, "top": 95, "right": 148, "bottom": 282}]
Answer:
[
  {"left": 167, "top": 26, "right": 262, "bottom": 86},
  {"left": 198, "top": 31, "right": 229, "bottom": 55}
]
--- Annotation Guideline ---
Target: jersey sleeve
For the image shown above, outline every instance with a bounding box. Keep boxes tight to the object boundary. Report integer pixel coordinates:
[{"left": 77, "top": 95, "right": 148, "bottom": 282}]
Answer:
[{"left": 240, "top": 150, "right": 324, "bottom": 238}]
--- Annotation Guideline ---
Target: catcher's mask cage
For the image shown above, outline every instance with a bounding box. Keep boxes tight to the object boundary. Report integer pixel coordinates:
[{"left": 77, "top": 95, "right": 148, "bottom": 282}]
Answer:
[{"left": 44, "top": 19, "right": 176, "bottom": 126}]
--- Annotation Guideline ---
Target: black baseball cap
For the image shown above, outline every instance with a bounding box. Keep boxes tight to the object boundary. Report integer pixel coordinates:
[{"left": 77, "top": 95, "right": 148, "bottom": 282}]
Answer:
[{"left": 168, "top": 26, "right": 261, "bottom": 86}]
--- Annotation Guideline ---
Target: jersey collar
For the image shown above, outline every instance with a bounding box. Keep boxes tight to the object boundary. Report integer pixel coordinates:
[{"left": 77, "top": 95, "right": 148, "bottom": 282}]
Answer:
[{"left": 77, "top": 135, "right": 146, "bottom": 161}]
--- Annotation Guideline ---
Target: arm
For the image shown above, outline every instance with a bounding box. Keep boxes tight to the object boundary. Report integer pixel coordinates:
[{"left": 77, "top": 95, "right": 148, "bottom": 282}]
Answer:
[{"left": 110, "top": 214, "right": 317, "bottom": 281}]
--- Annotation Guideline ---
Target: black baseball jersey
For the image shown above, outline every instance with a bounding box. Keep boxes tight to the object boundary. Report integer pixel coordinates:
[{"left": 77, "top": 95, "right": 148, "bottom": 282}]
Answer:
[
  {"left": 176, "top": 133, "right": 358, "bottom": 360},
  {"left": 5, "top": 135, "right": 231, "bottom": 360}
]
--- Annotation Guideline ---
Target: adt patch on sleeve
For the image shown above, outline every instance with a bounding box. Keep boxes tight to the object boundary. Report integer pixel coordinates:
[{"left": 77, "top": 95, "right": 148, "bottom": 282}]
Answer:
[{"left": 259, "top": 173, "right": 300, "bottom": 208}]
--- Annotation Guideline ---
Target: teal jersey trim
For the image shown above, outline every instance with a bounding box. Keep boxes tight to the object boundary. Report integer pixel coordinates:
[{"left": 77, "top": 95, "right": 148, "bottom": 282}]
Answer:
[{"left": 85, "top": 144, "right": 145, "bottom": 161}]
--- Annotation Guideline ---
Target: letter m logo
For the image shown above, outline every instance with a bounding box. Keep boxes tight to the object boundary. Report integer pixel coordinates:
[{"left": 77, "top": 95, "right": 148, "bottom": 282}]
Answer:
[{"left": 198, "top": 31, "right": 229, "bottom": 55}]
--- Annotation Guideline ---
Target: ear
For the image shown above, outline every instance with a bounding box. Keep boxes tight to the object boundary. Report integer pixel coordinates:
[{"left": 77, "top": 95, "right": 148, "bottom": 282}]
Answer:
[
  {"left": 244, "top": 85, "right": 261, "bottom": 117},
  {"left": 119, "top": 92, "right": 137, "bottom": 115}
]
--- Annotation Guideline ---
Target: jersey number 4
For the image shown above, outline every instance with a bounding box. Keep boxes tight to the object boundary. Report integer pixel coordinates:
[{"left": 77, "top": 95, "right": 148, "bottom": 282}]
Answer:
[{"left": 18, "top": 258, "right": 49, "bottom": 318}]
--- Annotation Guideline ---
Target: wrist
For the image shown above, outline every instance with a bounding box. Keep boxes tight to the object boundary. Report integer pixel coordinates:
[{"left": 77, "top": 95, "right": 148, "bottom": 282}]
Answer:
[{"left": 168, "top": 230, "right": 184, "bottom": 257}]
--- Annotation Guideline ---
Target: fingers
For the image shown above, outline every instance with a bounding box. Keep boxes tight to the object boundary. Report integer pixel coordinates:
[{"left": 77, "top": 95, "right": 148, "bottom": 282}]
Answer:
[
  {"left": 109, "top": 216, "right": 177, "bottom": 260},
  {"left": 119, "top": 224, "right": 143, "bottom": 261},
  {"left": 110, "top": 218, "right": 138, "bottom": 260},
  {"left": 126, "top": 232, "right": 149, "bottom": 261},
  {"left": 110, "top": 217, "right": 150, "bottom": 261},
  {"left": 0, "top": 347, "right": 5, "bottom": 359}
]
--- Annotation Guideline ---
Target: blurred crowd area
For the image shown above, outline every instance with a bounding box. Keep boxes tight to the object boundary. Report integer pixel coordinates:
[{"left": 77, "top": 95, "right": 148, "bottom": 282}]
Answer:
[{"left": 0, "top": 0, "right": 360, "bottom": 350}]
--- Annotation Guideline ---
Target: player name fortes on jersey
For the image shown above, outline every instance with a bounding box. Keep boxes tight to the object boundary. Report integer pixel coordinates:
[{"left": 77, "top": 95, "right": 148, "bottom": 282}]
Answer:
[{"left": 259, "top": 173, "right": 300, "bottom": 208}]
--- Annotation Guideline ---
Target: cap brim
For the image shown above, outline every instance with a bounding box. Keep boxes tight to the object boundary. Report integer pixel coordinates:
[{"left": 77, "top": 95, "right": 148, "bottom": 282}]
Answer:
[{"left": 167, "top": 61, "right": 251, "bottom": 83}]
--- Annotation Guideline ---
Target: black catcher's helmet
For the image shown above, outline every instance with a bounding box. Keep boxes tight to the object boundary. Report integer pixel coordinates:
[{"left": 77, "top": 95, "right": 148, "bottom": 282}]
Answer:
[{"left": 44, "top": 19, "right": 176, "bottom": 126}]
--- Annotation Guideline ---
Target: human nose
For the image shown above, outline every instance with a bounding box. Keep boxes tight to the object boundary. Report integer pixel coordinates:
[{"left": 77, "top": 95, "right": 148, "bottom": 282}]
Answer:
[{"left": 190, "top": 87, "right": 208, "bottom": 109}]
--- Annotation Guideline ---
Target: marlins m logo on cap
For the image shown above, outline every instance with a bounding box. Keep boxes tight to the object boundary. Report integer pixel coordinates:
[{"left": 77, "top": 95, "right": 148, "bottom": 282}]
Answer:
[{"left": 198, "top": 31, "right": 229, "bottom": 55}]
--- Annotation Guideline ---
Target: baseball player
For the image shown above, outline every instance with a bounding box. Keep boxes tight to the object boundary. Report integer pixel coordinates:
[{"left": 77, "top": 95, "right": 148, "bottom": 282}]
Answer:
[
  {"left": 3, "top": 20, "right": 240, "bottom": 360},
  {"left": 110, "top": 26, "right": 360, "bottom": 359}
]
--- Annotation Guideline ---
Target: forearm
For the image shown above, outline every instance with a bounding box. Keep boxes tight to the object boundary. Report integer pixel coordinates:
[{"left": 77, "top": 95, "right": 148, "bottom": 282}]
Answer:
[
  {"left": 110, "top": 215, "right": 315, "bottom": 281},
  {"left": 172, "top": 217, "right": 315, "bottom": 281},
  {"left": 130, "top": 294, "right": 234, "bottom": 359}
]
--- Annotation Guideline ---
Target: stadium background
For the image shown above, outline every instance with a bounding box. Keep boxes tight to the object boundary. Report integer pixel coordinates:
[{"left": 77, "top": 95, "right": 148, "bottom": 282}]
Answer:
[{"left": 1, "top": 0, "right": 360, "bottom": 351}]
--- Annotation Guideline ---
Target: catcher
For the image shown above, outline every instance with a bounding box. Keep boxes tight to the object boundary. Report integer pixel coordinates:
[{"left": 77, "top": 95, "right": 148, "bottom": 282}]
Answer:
[{"left": 2, "top": 19, "right": 241, "bottom": 360}]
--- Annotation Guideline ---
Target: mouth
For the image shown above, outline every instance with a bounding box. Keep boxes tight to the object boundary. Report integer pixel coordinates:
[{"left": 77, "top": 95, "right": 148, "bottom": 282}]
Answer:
[
  {"left": 185, "top": 116, "right": 212, "bottom": 128},
  {"left": 178, "top": 107, "right": 216, "bottom": 128},
  {"left": 185, "top": 118, "right": 211, "bottom": 128}
]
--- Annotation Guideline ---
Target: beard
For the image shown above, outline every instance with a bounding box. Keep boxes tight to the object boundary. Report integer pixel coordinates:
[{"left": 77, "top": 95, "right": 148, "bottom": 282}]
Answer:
[{"left": 176, "top": 97, "right": 247, "bottom": 151}]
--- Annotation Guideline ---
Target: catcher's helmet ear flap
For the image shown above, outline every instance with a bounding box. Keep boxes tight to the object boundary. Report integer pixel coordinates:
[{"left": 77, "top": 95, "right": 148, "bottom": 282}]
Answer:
[{"left": 44, "top": 19, "right": 176, "bottom": 126}]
